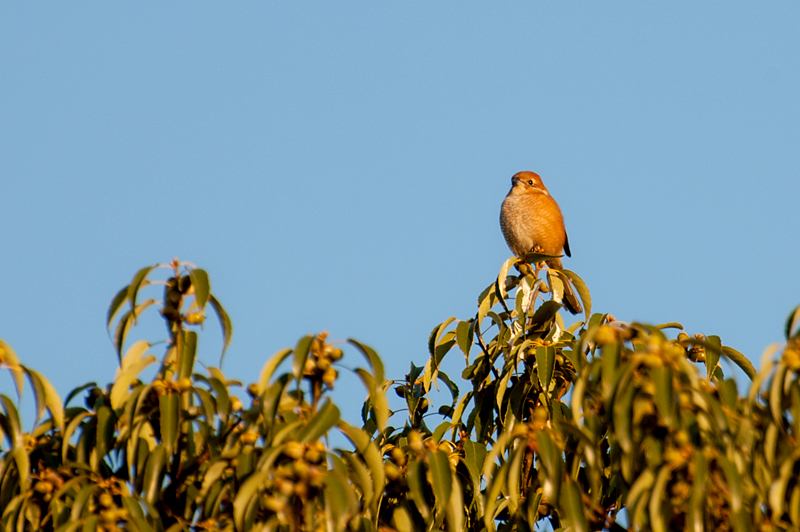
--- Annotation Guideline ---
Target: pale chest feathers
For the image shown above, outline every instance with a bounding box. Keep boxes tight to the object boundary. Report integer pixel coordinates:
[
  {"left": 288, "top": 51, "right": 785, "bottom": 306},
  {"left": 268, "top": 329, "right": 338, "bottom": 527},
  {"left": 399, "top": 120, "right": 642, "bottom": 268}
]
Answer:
[{"left": 500, "top": 191, "right": 567, "bottom": 258}]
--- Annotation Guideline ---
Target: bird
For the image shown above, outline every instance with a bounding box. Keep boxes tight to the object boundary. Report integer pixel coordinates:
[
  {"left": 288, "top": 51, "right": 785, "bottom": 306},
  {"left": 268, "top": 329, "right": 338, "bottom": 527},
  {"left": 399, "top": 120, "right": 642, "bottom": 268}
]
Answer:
[{"left": 500, "top": 171, "right": 583, "bottom": 315}]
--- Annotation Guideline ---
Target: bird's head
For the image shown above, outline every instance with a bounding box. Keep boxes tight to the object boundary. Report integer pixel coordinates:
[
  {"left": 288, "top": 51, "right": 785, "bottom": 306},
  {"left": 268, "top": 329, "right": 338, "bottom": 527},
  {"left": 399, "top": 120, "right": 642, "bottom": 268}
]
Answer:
[{"left": 510, "top": 171, "right": 550, "bottom": 196}]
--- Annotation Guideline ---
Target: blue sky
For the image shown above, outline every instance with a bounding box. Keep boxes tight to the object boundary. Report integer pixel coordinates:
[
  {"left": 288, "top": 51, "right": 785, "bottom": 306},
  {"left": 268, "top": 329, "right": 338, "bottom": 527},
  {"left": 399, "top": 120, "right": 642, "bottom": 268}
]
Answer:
[{"left": 1, "top": 3, "right": 799, "bottom": 424}]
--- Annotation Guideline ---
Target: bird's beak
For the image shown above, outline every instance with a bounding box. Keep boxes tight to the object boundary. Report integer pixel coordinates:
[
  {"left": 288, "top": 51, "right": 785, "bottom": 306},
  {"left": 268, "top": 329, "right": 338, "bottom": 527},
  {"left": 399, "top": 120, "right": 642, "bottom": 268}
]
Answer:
[{"left": 511, "top": 176, "right": 521, "bottom": 186}]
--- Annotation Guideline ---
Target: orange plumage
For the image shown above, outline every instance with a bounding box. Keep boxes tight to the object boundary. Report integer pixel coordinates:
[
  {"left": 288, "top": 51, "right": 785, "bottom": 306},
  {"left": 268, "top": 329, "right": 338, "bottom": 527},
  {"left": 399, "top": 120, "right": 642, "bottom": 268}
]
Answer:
[{"left": 500, "top": 171, "right": 582, "bottom": 314}]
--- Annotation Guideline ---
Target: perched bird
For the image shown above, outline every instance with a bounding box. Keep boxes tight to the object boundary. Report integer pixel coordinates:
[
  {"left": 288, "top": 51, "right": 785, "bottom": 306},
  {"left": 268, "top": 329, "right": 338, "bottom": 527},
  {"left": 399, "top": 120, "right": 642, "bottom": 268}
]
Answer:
[{"left": 500, "top": 171, "right": 583, "bottom": 314}]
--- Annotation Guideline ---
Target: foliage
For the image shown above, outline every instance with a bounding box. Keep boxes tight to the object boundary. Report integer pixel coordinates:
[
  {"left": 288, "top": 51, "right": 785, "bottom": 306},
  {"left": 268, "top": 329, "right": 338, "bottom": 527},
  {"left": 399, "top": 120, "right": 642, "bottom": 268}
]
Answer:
[{"left": 1, "top": 257, "right": 799, "bottom": 531}]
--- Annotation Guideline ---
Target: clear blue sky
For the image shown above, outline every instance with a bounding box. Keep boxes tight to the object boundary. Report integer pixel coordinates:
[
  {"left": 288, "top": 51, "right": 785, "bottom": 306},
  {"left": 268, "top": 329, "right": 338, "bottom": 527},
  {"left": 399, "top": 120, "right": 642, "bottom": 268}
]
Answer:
[{"left": 2, "top": 4, "right": 799, "bottom": 423}]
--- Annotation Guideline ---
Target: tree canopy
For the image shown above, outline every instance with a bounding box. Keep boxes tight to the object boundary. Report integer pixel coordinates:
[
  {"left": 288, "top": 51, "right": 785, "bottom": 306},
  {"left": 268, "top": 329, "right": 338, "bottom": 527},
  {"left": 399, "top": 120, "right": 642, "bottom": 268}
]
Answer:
[{"left": 1, "top": 257, "right": 799, "bottom": 531}]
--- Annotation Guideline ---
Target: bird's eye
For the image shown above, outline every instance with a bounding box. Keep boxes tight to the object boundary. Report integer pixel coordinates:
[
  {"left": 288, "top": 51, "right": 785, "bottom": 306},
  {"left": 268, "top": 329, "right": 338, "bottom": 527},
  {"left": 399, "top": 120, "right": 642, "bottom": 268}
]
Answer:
[{"left": 527, "top": 180, "right": 534, "bottom": 186}]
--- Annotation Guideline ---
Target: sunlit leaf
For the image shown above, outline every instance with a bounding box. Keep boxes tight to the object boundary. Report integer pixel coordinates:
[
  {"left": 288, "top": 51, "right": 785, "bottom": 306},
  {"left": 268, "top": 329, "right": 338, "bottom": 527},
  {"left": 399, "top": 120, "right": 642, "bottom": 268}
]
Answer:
[
  {"left": 0, "top": 340, "right": 25, "bottom": 398},
  {"left": 159, "top": 393, "right": 179, "bottom": 456},
  {"left": 208, "top": 294, "right": 233, "bottom": 364},
  {"left": 291, "top": 334, "right": 314, "bottom": 388},
  {"left": 536, "top": 346, "right": 556, "bottom": 393},
  {"left": 296, "top": 399, "right": 340, "bottom": 444},
  {"left": 128, "top": 265, "right": 156, "bottom": 321},
  {"left": 561, "top": 269, "right": 592, "bottom": 319},
  {"left": 189, "top": 268, "right": 210, "bottom": 311}
]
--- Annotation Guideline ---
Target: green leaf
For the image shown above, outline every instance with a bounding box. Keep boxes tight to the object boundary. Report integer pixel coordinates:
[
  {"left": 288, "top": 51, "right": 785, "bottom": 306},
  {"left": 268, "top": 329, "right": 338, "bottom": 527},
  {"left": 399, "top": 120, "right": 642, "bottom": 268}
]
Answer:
[
  {"left": 189, "top": 268, "right": 210, "bottom": 311},
  {"left": 23, "top": 366, "right": 64, "bottom": 431},
  {"left": 648, "top": 465, "right": 675, "bottom": 532},
  {"left": 455, "top": 320, "right": 474, "bottom": 361},
  {"left": 257, "top": 348, "right": 293, "bottom": 394},
  {"left": 296, "top": 399, "right": 340, "bottom": 444},
  {"left": 706, "top": 335, "right": 721, "bottom": 381},
  {"left": 721, "top": 345, "right": 756, "bottom": 380},
  {"left": 291, "top": 335, "right": 314, "bottom": 388},
  {"left": 111, "top": 345, "right": 156, "bottom": 410},
  {"left": 687, "top": 452, "right": 708, "bottom": 532},
  {"left": 429, "top": 450, "right": 452, "bottom": 516},
  {"left": 233, "top": 471, "right": 269, "bottom": 532},
  {"left": 463, "top": 439, "right": 486, "bottom": 488},
  {"left": 785, "top": 303, "right": 800, "bottom": 340},
  {"left": 208, "top": 294, "right": 233, "bottom": 364},
  {"left": 95, "top": 405, "right": 115, "bottom": 461},
  {"left": 432, "top": 421, "right": 453, "bottom": 444},
  {"left": 536, "top": 346, "right": 556, "bottom": 394},
  {"left": 179, "top": 331, "right": 197, "bottom": 379},
  {"left": 560, "top": 481, "right": 589, "bottom": 532},
  {"left": 340, "top": 451, "right": 374, "bottom": 507},
  {"left": 348, "top": 338, "right": 385, "bottom": 385},
  {"left": 338, "top": 421, "right": 385, "bottom": 506},
  {"left": 406, "top": 459, "right": 431, "bottom": 521},
  {"left": 106, "top": 286, "right": 129, "bottom": 331},
  {"left": 656, "top": 322, "right": 684, "bottom": 330},
  {"left": 523, "top": 252, "right": 563, "bottom": 264},
  {"left": 652, "top": 365, "right": 674, "bottom": 426},
  {"left": 62, "top": 411, "right": 92, "bottom": 464},
  {"left": 113, "top": 299, "right": 156, "bottom": 360},
  {"left": 159, "top": 393, "right": 179, "bottom": 456},
  {"left": 561, "top": 269, "right": 592, "bottom": 319},
  {"left": 536, "top": 430, "right": 563, "bottom": 503},
  {"left": 128, "top": 265, "right": 157, "bottom": 321},
  {"left": 142, "top": 445, "right": 167, "bottom": 505},
  {"left": 0, "top": 340, "right": 25, "bottom": 398},
  {"left": 497, "top": 257, "right": 517, "bottom": 300}
]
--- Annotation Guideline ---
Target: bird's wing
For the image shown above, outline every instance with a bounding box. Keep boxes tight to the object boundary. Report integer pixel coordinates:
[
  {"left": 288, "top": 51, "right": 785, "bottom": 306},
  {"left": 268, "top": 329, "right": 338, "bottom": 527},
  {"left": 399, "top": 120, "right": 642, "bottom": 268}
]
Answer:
[{"left": 564, "top": 232, "right": 572, "bottom": 257}]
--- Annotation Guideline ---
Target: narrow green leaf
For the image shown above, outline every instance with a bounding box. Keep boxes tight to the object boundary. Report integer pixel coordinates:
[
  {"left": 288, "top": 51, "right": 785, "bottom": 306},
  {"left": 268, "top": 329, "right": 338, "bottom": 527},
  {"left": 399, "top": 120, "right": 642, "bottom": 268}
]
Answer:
[
  {"left": 111, "top": 352, "right": 156, "bottom": 411},
  {"left": 340, "top": 451, "right": 374, "bottom": 507},
  {"left": 497, "top": 257, "right": 516, "bottom": 299},
  {"left": 257, "top": 348, "right": 293, "bottom": 394},
  {"left": 208, "top": 294, "right": 233, "bottom": 364},
  {"left": 406, "top": 459, "right": 431, "bottom": 521},
  {"left": 338, "top": 421, "right": 385, "bottom": 506},
  {"left": 648, "top": 465, "right": 675, "bottom": 532},
  {"left": 785, "top": 303, "right": 800, "bottom": 340},
  {"left": 159, "top": 393, "right": 179, "bottom": 456},
  {"left": 291, "top": 335, "right": 314, "bottom": 388},
  {"left": 233, "top": 471, "right": 269, "bottom": 532},
  {"left": 536, "top": 430, "right": 563, "bottom": 503},
  {"left": 23, "top": 365, "right": 47, "bottom": 427},
  {"left": 455, "top": 320, "right": 474, "bottom": 361},
  {"left": 393, "top": 507, "right": 414, "bottom": 532},
  {"left": 296, "top": 399, "right": 340, "bottom": 444},
  {"left": 561, "top": 269, "right": 592, "bottom": 319},
  {"left": 536, "top": 346, "right": 556, "bottom": 393},
  {"left": 189, "top": 268, "right": 210, "bottom": 311},
  {"left": 721, "top": 346, "right": 756, "bottom": 380},
  {"left": 706, "top": 335, "right": 722, "bottom": 381},
  {"left": 348, "top": 338, "right": 385, "bottom": 384},
  {"left": 652, "top": 365, "right": 674, "bottom": 426},
  {"left": 354, "top": 368, "right": 389, "bottom": 433},
  {"left": 687, "top": 452, "right": 708, "bottom": 532},
  {"left": 107, "top": 286, "right": 129, "bottom": 330},
  {"left": 128, "top": 265, "right": 157, "bottom": 321},
  {"left": 560, "top": 480, "right": 589, "bottom": 532},
  {"left": 143, "top": 445, "right": 167, "bottom": 505},
  {"left": 95, "top": 405, "right": 115, "bottom": 462},
  {"left": 0, "top": 340, "right": 25, "bottom": 398},
  {"left": 445, "top": 469, "right": 464, "bottom": 532},
  {"left": 179, "top": 331, "right": 197, "bottom": 379},
  {"left": 71, "top": 484, "right": 96, "bottom": 520},
  {"left": 463, "top": 439, "right": 486, "bottom": 488},
  {"left": 523, "top": 252, "right": 562, "bottom": 264},
  {"left": 62, "top": 411, "right": 92, "bottom": 464}
]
